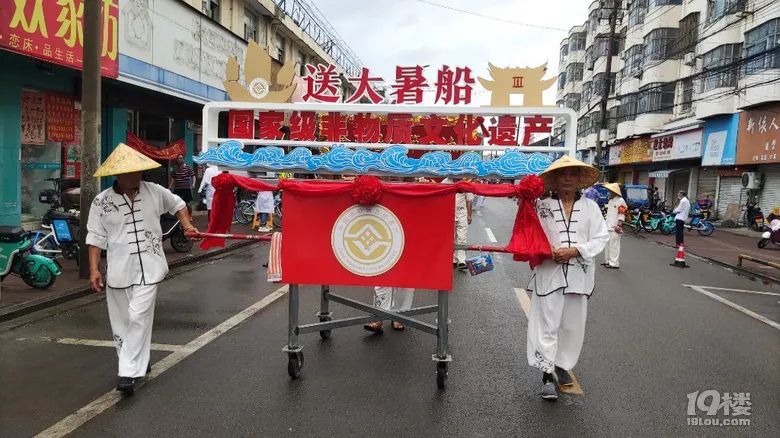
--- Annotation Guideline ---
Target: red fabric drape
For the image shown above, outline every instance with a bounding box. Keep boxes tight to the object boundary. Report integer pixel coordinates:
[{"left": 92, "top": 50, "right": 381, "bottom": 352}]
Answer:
[
  {"left": 201, "top": 174, "right": 553, "bottom": 268},
  {"left": 126, "top": 131, "right": 185, "bottom": 160}
]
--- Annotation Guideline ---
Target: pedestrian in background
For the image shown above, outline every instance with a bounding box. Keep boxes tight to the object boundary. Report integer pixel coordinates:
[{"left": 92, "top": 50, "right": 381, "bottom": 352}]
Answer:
[
  {"left": 254, "top": 190, "right": 275, "bottom": 232},
  {"left": 168, "top": 154, "right": 195, "bottom": 215},
  {"left": 363, "top": 287, "right": 415, "bottom": 333},
  {"left": 86, "top": 144, "right": 199, "bottom": 395},
  {"left": 443, "top": 178, "right": 473, "bottom": 271},
  {"left": 197, "top": 164, "right": 219, "bottom": 221},
  {"left": 602, "top": 183, "right": 627, "bottom": 269},
  {"left": 672, "top": 190, "right": 690, "bottom": 247},
  {"left": 526, "top": 155, "right": 609, "bottom": 401}
]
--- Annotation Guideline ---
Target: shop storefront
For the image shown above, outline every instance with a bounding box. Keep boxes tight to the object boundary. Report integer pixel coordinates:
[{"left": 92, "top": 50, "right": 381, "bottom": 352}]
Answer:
[
  {"left": 736, "top": 103, "right": 780, "bottom": 214},
  {"left": 701, "top": 114, "right": 741, "bottom": 219},
  {"left": 649, "top": 128, "right": 704, "bottom": 205},
  {"left": 608, "top": 137, "right": 653, "bottom": 185}
]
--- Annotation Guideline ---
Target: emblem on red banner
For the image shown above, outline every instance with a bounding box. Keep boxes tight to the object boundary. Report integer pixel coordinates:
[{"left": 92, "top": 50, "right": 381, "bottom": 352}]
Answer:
[{"left": 331, "top": 205, "right": 405, "bottom": 277}]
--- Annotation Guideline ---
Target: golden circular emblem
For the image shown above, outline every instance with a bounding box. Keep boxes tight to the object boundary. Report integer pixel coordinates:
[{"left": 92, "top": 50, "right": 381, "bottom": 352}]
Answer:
[
  {"left": 248, "top": 78, "right": 270, "bottom": 99},
  {"left": 331, "top": 205, "right": 404, "bottom": 276}
]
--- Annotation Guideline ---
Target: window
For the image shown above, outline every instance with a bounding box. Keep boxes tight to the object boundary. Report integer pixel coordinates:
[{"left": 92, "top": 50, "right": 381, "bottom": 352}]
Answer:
[
  {"left": 593, "top": 72, "right": 617, "bottom": 97},
  {"left": 702, "top": 43, "right": 742, "bottom": 90},
  {"left": 638, "top": 82, "right": 675, "bottom": 114},
  {"left": 244, "top": 8, "right": 258, "bottom": 42},
  {"left": 584, "top": 46, "right": 594, "bottom": 71},
  {"left": 558, "top": 72, "right": 567, "bottom": 90},
  {"left": 618, "top": 93, "right": 639, "bottom": 123},
  {"left": 204, "top": 0, "right": 220, "bottom": 22},
  {"left": 567, "top": 62, "right": 584, "bottom": 81},
  {"left": 569, "top": 32, "right": 586, "bottom": 52},
  {"left": 559, "top": 44, "right": 569, "bottom": 66},
  {"left": 565, "top": 93, "right": 581, "bottom": 111},
  {"left": 578, "top": 114, "right": 590, "bottom": 137},
  {"left": 745, "top": 18, "right": 780, "bottom": 74},
  {"left": 274, "top": 33, "right": 286, "bottom": 62},
  {"left": 608, "top": 107, "right": 618, "bottom": 135},
  {"left": 583, "top": 81, "right": 593, "bottom": 102},
  {"left": 589, "top": 9, "right": 600, "bottom": 34},
  {"left": 628, "top": 0, "right": 647, "bottom": 27},
  {"left": 588, "top": 111, "right": 602, "bottom": 135},
  {"left": 675, "top": 12, "right": 700, "bottom": 55},
  {"left": 680, "top": 79, "right": 693, "bottom": 113},
  {"left": 644, "top": 28, "right": 680, "bottom": 62},
  {"left": 623, "top": 44, "right": 644, "bottom": 77},
  {"left": 707, "top": 0, "right": 746, "bottom": 24},
  {"left": 296, "top": 50, "right": 307, "bottom": 76},
  {"left": 593, "top": 35, "right": 621, "bottom": 59},
  {"left": 650, "top": 0, "right": 682, "bottom": 6}
]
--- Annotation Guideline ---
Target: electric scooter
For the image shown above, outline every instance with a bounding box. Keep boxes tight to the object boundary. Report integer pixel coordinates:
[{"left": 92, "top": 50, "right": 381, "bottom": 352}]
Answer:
[
  {"left": 758, "top": 219, "right": 780, "bottom": 249},
  {"left": 0, "top": 226, "right": 61, "bottom": 289}
]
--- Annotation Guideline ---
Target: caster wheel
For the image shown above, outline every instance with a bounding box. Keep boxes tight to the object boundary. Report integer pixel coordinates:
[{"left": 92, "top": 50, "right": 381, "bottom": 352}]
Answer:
[
  {"left": 436, "top": 362, "right": 448, "bottom": 389},
  {"left": 287, "top": 352, "right": 303, "bottom": 379},
  {"left": 319, "top": 315, "right": 332, "bottom": 339}
]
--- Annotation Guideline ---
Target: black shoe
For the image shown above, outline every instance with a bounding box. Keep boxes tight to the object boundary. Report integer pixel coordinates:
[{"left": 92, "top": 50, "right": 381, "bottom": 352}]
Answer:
[
  {"left": 541, "top": 372, "right": 558, "bottom": 400},
  {"left": 146, "top": 364, "right": 152, "bottom": 375},
  {"left": 456, "top": 262, "right": 468, "bottom": 271},
  {"left": 555, "top": 366, "right": 573, "bottom": 386},
  {"left": 117, "top": 377, "right": 136, "bottom": 395}
]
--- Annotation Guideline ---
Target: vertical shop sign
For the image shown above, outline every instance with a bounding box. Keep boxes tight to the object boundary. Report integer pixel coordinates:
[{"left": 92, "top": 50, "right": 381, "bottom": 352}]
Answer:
[{"left": 21, "top": 89, "right": 46, "bottom": 145}]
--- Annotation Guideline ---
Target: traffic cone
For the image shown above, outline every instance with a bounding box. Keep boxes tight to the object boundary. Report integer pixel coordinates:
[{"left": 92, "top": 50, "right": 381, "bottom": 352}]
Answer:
[{"left": 670, "top": 243, "right": 689, "bottom": 268}]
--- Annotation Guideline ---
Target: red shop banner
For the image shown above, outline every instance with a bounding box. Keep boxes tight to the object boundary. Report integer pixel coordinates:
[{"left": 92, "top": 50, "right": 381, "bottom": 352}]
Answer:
[
  {"left": 0, "top": 0, "right": 119, "bottom": 78},
  {"left": 21, "top": 88, "right": 45, "bottom": 145},
  {"left": 126, "top": 131, "right": 185, "bottom": 161},
  {"left": 46, "top": 92, "right": 75, "bottom": 142}
]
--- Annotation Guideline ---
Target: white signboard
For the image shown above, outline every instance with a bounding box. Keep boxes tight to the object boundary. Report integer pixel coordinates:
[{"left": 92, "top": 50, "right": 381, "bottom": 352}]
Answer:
[
  {"left": 119, "top": 0, "right": 247, "bottom": 92},
  {"left": 652, "top": 129, "right": 703, "bottom": 162},
  {"left": 702, "top": 131, "right": 728, "bottom": 166},
  {"left": 608, "top": 144, "right": 622, "bottom": 165}
]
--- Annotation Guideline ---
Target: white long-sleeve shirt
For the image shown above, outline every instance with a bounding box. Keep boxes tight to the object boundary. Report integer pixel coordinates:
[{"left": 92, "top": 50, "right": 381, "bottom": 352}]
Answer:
[
  {"left": 673, "top": 197, "right": 691, "bottom": 221},
  {"left": 197, "top": 166, "right": 220, "bottom": 209},
  {"left": 606, "top": 196, "right": 627, "bottom": 230},
  {"left": 528, "top": 196, "right": 609, "bottom": 297},
  {"left": 86, "top": 181, "right": 186, "bottom": 289}
]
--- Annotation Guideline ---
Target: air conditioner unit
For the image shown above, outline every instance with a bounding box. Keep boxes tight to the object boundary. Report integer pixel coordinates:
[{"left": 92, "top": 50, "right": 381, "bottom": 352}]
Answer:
[
  {"left": 683, "top": 52, "right": 695, "bottom": 66},
  {"left": 741, "top": 172, "right": 763, "bottom": 189}
]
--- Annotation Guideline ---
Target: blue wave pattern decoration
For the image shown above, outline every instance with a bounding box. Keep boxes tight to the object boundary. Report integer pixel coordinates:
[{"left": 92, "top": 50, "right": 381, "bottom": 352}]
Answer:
[{"left": 194, "top": 140, "right": 555, "bottom": 177}]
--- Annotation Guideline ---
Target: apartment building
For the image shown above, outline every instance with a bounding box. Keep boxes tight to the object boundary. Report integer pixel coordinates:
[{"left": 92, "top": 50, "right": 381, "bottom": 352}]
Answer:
[{"left": 556, "top": 0, "right": 779, "bottom": 220}]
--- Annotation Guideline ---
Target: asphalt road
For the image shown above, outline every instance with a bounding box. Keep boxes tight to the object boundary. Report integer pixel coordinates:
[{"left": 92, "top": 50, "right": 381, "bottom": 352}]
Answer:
[{"left": 0, "top": 198, "right": 778, "bottom": 437}]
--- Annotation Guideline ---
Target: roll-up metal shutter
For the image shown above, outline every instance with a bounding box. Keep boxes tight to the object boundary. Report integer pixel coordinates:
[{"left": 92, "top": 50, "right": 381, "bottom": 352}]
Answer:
[
  {"left": 758, "top": 164, "right": 780, "bottom": 214},
  {"left": 716, "top": 177, "right": 744, "bottom": 220},
  {"left": 697, "top": 168, "right": 717, "bottom": 202}
]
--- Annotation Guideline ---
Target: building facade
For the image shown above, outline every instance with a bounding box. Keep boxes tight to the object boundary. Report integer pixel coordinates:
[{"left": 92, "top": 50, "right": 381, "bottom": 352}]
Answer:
[
  {"left": 557, "top": 0, "right": 779, "bottom": 221},
  {"left": 1, "top": 0, "right": 361, "bottom": 227}
]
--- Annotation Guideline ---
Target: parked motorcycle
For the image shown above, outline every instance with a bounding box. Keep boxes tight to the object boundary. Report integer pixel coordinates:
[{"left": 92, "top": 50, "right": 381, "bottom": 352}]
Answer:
[
  {"left": 695, "top": 198, "right": 714, "bottom": 220},
  {"left": 637, "top": 209, "right": 667, "bottom": 233},
  {"left": 0, "top": 226, "right": 61, "bottom": 289},
  {"left": 161, "top": 213, "right": 193, "bottom": 253},
  {"left": 743, "top": 200, "right": 764, "bottom": 231},
  {"left": 758, "top": 219, "right": 780, "bottom": 249},
  {"left": 686, "top": 212, "right": 715, "bottom": 236}
]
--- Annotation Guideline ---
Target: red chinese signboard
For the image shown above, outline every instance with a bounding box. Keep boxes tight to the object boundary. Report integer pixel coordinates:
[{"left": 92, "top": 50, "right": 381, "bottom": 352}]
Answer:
[
  {"left": 736, "top": 104, "right": 780, "bottom": 165},
  {"left": 0, "top": 0, "right": 119, "bottom": 78},
  {"left": 45, "top": 92, "right": 75, "bottom": 142},
  {"left": 21, "top": 89, "right": 45, "bottom": 145}
]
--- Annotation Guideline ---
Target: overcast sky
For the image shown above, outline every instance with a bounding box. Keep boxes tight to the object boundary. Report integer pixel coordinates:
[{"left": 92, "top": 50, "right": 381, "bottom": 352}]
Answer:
[{"left": 314, "top": 0, "right": 590, "bottom": 105}]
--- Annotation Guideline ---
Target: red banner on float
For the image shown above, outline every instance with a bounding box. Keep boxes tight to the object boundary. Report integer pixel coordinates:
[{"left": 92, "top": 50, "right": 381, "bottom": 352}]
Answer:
[
  {"left": 0, "top": 0, "right": 119, "bottom": 77},
  {"left": 281, "top": 188, "right": 455, "bottom": 290}
]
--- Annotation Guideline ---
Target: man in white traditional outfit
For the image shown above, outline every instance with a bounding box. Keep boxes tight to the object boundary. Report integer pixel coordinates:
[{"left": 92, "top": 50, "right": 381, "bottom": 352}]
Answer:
[
  {"left": 197, "top": 164, "right": 219, "bottom": 220},
  {"left": 601, "top": 183, "right": 627, "bottom": 269},
  {"left": 363, "top": 287, "right": 415, "bottom": 333},
  {"left": 527, "top": 155, "right": 609, "bottom": 401},
  {"left": 86, "top": 143, "right": 199, "bottom": 395},
  {"left": 442, "top": 178, "right": 473, "bottom": 270}
]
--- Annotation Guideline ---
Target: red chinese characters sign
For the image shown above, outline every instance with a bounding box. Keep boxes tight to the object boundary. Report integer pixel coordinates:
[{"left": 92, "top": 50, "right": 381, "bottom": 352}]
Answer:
[
  {"left": 0, "top": 0, "right": 119, "bottom": 78},
  {"left": 45, "top": 92, "right": 75, "bottom": 142},
  {"left": 21, "top": 89, "right": 45, "bottom": 145}
]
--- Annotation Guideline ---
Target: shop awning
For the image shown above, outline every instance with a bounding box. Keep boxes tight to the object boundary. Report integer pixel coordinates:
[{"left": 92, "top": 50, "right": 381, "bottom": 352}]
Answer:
[{"left": 649, "top": 169, "right": 685, "bottom": 178}]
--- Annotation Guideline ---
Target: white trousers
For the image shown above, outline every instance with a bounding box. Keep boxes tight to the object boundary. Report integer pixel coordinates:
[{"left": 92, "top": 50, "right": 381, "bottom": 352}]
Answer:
[
  {"left": 527, "top": 291, "right": 588, "bottom": 373},
  {"left": 374, "top": 286, "right": 415, "bottom": 312},
  {"left": 106, "top": 284, "right": 157, "bottom": 378},
  {"left": 604, "top": 230, "right": 621, "bottom": 267},
  {"left": 453, "top": 220, "right": 468, "bottom": 264}
]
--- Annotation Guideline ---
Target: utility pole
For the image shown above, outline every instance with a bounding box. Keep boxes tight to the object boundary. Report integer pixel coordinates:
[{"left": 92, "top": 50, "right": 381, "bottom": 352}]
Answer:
[
  {"left": 594, "top": 2, "right": 619, "bottom": 181},
  {"left": 79, "top": 0, "right": 102, "bottom": 278}
]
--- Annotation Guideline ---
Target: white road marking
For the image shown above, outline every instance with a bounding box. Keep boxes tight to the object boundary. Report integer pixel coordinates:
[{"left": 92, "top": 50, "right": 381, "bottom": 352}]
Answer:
[
  {"left": 684, "top": 285, "right": 780, "bottom": 331},
  {"left": 485, "top": 227, "right": 498, "bottom": 243},
  {"left": 16, "top": 337, "right": 184, "bottom": 352},
  {"left": 513, "top": 287, "right": 531, "bottom": 317},
  {"left": 35, "top": 285, "right": 289, "bottom": 438},
  {"left": 681, "top": 284, "right": 780, "bottom": 297}
]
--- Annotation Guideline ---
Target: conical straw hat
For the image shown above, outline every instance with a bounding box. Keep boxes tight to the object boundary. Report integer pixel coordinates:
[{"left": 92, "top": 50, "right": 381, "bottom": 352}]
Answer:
[
  {"left": 538, "top": 155, "right": 600, "bottom": 190},
  {"left": 94, "top": 143, "right": 161, "bottom": 177},
  {"left": 603, "top": 182, "right": 622, "bottom": 196}
]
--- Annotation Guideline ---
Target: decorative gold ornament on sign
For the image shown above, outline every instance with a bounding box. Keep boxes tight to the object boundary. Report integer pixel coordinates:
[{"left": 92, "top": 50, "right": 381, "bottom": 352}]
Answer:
[
  {"left": 224, "top": 40, "right": 298, "bottom": 103},
  {"left": 477, "top": 62, "right": 557, "bottom": 107}
]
